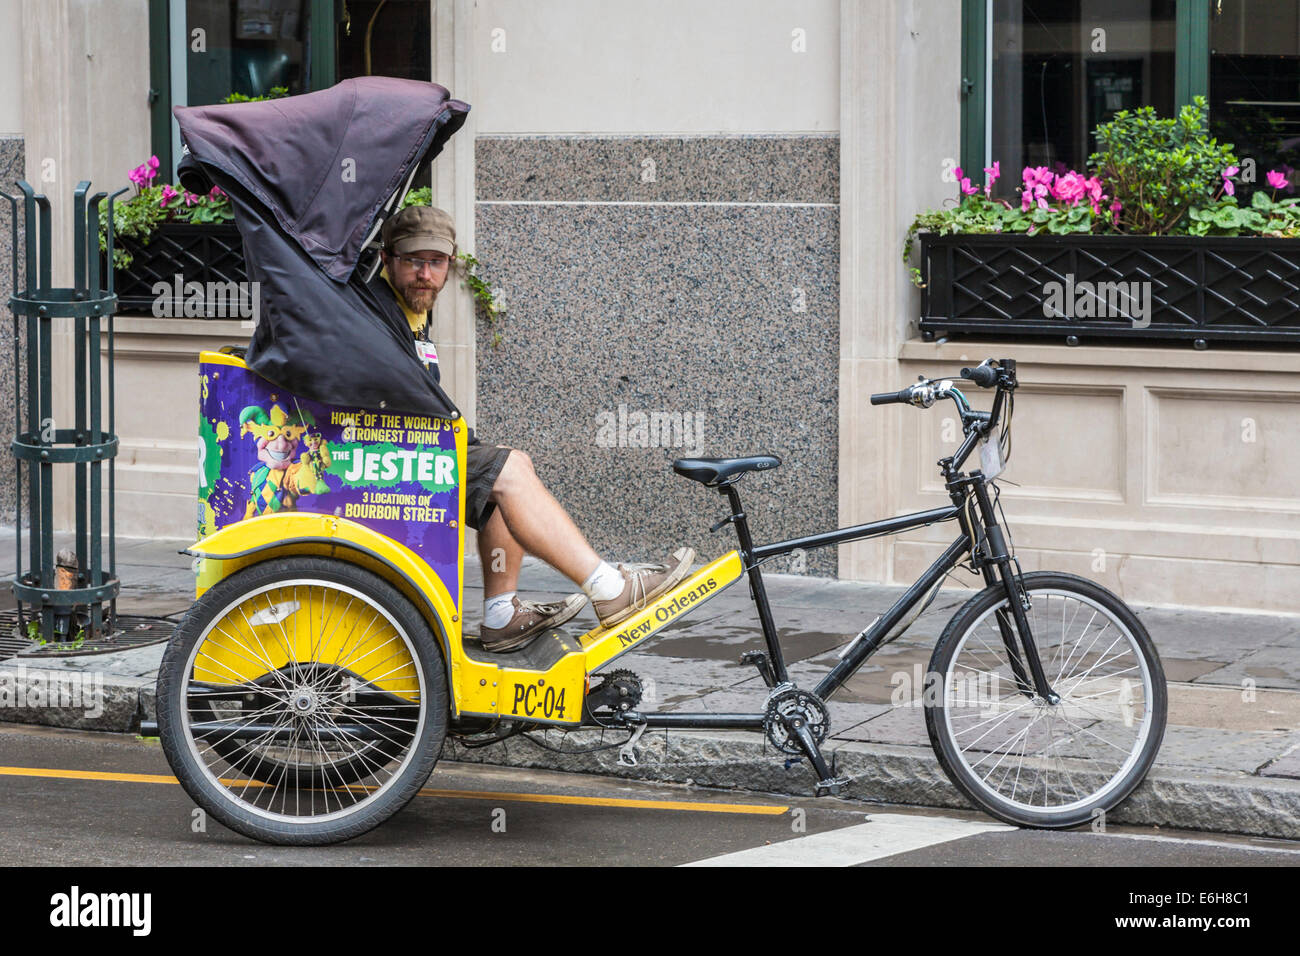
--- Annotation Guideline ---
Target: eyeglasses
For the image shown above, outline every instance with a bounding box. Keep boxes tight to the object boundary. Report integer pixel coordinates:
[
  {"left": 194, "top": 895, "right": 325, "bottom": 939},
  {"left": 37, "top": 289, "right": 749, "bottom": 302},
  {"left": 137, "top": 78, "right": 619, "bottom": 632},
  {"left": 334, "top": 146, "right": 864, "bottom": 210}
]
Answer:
[{"left": 390, "top": 253, "right": 450, "bottom": 273}]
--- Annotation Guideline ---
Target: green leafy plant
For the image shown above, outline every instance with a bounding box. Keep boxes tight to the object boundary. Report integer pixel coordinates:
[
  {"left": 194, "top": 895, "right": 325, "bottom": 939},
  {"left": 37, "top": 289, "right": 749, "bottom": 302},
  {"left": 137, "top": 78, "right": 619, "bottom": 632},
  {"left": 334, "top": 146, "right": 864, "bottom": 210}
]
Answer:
[
  {"left": 23, "top": 620, "right": 85, "bottom": 650},
  {"left": 399, "top": 188, "right": 506, "bottom": 345},
  {"left": 904, "top": 97, "right": 1300, "bottom": 285},
  {"left": 399, "top": 187, "right": 432, "bottom": 209},
  {"left": 1089, "top": 96, "right": 1239, "bottom": 235},
  {"left": 1185, "top": 181, "right": 1300, "bottom": 237},
  {"left": 221, "top": 86, "right": 289, "bottom": 104},
  {"left": 903, "top": 161, "right": 1112, "bottom": 285},
  {"left": 98, "top": 156, "right": 235, "bottom": 270}
]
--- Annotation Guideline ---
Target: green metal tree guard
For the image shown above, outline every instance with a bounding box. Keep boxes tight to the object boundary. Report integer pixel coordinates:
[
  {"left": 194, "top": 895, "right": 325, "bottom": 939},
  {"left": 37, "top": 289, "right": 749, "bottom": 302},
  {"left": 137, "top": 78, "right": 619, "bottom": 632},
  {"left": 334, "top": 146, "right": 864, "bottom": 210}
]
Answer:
[{"left": 6, "top": 180, "right": 128, "bottom": 645}]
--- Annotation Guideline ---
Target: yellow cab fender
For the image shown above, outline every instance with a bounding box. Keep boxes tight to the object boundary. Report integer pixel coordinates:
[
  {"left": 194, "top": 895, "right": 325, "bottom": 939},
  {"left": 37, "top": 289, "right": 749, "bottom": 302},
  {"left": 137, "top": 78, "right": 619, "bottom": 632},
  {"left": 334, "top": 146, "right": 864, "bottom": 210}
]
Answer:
[{"left": 186, "top": 511, "right": 465, "bottom": 717}]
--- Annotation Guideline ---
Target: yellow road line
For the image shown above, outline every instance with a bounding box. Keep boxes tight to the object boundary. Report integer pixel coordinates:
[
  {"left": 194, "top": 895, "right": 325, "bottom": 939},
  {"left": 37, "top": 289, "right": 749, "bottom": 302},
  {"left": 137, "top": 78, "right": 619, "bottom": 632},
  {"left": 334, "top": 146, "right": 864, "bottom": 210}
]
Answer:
[
  {"left": 0, "top": 766, "right": 788, "bottom": 816},
  {"left": 418, "top": 787, "right": 788, "bottom": 815}
]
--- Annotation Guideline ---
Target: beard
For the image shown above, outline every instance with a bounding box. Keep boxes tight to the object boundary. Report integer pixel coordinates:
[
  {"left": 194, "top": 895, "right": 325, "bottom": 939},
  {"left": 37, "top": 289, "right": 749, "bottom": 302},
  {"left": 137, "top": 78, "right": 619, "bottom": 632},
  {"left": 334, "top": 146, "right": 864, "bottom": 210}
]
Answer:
[{"left": 402, "top": 283, "right": 436, "bottom": 314}]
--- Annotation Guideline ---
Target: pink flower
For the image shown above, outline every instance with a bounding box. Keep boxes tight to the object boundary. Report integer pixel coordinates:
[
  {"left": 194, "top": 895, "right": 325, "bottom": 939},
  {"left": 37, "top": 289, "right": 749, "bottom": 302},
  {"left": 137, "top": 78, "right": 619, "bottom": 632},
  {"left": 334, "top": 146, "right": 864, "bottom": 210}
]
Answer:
[
  {"left": 1267, "top": 169, "right": 1288, "bottom": 191},
  {"left": 1051, "top": 171, "right": 1087, "bottom": 206},
  {"left": 1080, "top": 176, "right": 1107, "bottom": 214},
  {"left": 208, "top": 185, "right": 225, "bottom": 200},
  {"left": 959, "top": 176, "right": 979, "bottom": 196},
  {"left": 1222, "top": 165, "right": 1239, "bottom": 197},
  {"left": 983, "top": 161, "right": 1000, "bottom": 196},
  {"left": 183, "top": 191, "right": 199, "bottom": 207},
  {"left": 1022, "top": 166, "right": 1053, "bottom": 188},
  {"left": 159, "top": 184, "right": 179, "bottom": 208}
]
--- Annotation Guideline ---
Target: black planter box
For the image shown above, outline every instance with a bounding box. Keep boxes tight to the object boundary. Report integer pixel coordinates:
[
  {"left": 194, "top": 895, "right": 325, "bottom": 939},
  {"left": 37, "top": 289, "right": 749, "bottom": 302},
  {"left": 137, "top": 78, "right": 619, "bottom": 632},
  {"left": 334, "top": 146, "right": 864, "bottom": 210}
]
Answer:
[
  {"left": 105, "top": 222, "right": 247, "bottom": 315},
  {"left": 919, "top": 233, "right": 1300, "bottom": 346}
]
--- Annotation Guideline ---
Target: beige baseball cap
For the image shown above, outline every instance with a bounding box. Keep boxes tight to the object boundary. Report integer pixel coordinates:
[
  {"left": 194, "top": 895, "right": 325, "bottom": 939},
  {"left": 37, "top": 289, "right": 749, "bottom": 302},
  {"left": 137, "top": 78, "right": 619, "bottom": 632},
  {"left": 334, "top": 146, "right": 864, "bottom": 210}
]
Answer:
[{"left": 382, "top": 205, "right": 456, "bottom": 256}]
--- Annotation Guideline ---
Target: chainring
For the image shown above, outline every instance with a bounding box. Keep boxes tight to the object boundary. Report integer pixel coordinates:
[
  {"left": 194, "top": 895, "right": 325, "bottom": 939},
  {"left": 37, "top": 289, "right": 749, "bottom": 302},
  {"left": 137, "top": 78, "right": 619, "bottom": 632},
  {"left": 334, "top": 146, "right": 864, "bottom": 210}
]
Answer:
[
  {"left": 584, "top": 668, "right": 643, "bottom": 718},
  {"left": 764, "top": 687, "right": 831, "bottom": 755}
]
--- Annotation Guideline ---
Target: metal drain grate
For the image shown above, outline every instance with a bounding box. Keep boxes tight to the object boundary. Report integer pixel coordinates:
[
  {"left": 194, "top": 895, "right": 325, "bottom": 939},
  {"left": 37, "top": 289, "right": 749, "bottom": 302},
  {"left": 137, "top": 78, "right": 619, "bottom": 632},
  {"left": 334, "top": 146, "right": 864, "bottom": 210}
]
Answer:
[{"left": 0, "top": 609, "right": 175, "bottom": 659}]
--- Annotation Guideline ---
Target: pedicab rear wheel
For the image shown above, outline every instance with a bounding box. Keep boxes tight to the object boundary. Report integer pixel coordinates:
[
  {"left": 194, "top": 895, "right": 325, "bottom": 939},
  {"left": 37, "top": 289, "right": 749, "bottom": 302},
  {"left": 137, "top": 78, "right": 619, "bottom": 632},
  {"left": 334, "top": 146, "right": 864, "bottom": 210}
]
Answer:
[{"left": 157, "top": 555, "right": 448, "bottom": 845}]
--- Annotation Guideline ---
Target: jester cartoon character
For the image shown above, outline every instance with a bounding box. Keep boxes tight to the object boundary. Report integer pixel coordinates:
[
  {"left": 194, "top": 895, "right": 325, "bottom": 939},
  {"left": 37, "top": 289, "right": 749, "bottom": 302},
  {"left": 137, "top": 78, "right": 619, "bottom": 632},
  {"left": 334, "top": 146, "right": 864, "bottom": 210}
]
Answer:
[{"left": 238, "top": 404, "right": 333, "bottom": 518}]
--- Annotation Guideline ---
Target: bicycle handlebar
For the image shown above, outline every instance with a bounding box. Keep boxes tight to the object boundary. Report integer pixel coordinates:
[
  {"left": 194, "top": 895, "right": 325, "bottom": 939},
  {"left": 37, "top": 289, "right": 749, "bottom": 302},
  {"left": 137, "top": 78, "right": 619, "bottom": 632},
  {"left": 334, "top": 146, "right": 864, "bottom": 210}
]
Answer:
[
  {"left": 961, "top": 364, "right": 999, "bottom": 388},
  {"left": 870, "top": 387, "right": 915, "bottom": 406}
]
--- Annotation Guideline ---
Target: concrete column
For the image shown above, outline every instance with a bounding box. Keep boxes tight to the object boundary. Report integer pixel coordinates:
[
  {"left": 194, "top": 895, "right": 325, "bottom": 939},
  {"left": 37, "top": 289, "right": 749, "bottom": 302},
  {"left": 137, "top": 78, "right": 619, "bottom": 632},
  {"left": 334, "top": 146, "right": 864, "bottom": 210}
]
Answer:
[
  {"left": 837, "top": 0, "right": 961, "bottom": 582},
  {"left": 430, "top": 0, "right": 478, "bottom": 432},
  {"left": 20, "top": 0, "right": 151, "bottom": 531}
]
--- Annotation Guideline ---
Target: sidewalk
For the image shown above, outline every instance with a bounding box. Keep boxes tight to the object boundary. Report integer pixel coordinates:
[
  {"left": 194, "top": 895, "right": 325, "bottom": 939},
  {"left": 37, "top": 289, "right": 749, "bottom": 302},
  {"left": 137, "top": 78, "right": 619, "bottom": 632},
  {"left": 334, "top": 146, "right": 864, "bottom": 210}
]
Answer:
[{"left": 2, "top": 532, "right": 1298, "bottom": 839}]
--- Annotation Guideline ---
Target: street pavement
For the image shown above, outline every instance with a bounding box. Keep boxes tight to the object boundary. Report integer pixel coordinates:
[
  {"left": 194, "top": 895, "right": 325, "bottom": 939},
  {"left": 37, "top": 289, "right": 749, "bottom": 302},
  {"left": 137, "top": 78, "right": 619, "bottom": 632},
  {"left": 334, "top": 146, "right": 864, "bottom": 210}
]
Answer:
[
  {"left": 1, "top": 724, "right": 1297, "bottom": 865},
  {"left": 1, "top": 532, "right": 1298, "bottom": 841}
]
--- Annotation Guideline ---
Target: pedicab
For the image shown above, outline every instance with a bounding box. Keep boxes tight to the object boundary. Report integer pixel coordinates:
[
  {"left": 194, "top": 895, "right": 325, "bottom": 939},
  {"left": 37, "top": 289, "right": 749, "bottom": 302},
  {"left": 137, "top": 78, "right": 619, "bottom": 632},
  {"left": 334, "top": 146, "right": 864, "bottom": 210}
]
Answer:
[{"left": 154, "top": 80, "right": 1167, "bottom": 846}]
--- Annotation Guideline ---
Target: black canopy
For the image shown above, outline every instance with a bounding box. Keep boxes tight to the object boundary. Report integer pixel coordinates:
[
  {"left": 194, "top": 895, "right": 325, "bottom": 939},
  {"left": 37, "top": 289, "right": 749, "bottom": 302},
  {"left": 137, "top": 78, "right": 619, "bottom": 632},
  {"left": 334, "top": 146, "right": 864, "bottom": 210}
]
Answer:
[{"left": 175, "top": 77, "right": 470, "bottom": 416}]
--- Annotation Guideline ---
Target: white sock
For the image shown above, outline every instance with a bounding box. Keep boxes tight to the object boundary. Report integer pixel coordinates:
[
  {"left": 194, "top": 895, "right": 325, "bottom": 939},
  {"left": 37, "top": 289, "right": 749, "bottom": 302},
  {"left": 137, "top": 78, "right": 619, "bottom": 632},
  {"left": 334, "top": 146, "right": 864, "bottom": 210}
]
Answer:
[
  {"left": 582, "top": 561, "right": 625, "bottom": 602},
  {"left": 483, "top": 591, "right": 517, "bottom": 629}
]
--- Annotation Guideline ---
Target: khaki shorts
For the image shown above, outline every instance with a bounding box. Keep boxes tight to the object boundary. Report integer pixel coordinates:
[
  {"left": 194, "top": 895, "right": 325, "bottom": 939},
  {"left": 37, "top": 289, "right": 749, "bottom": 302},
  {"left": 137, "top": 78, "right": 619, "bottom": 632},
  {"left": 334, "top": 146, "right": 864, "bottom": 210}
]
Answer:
[{"left": 465, "top": 442, "right": 512, "bottom": 532}]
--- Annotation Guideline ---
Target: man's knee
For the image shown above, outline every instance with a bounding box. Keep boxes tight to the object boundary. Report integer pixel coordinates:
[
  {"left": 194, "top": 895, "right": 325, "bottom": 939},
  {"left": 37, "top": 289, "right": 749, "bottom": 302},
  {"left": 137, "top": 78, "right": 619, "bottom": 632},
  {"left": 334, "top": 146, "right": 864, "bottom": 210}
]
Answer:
[{"left": 494, "top": 448, "right": 534, "bottom": 495}]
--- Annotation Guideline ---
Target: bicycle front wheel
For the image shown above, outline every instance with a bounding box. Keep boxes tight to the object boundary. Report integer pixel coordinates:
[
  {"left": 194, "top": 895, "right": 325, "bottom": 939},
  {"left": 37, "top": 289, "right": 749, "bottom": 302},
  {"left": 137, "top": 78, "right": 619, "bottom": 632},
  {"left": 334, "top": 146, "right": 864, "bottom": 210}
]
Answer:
[{"left": 925, "top": 571, "right": 1166, "bottom": 829}]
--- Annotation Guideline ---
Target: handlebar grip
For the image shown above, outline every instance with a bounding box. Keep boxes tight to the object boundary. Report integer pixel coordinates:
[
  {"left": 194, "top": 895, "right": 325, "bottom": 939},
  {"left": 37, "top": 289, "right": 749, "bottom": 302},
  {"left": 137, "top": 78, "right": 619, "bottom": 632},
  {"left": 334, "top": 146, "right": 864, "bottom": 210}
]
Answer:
[
  {"left": 870, "top": 388, "right": 912, "bottom": 406},
  {"left": 961, "top": 365, "right": 999, "bottom": 387}
]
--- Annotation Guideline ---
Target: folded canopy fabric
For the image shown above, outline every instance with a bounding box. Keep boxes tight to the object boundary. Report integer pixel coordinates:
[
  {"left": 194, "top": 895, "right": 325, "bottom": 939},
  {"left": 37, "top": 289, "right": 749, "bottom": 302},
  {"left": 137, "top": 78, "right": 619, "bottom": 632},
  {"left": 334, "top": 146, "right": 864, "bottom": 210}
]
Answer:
[{"left": 175, "top": 77, "right": 471, "bottom": 417}]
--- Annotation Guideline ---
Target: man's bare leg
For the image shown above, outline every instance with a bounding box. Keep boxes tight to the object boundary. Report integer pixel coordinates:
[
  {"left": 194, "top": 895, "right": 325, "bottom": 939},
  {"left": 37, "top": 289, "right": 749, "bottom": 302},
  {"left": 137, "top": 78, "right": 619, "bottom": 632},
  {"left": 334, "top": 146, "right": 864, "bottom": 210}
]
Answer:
[
  {"left": 488, "top": 450, "right": 602, "bottom": 585},
  {"left": 477, "top": 449, "right": 694, "bottom": 650},
  {"left": 477, "top": 507, "right": 524, "bottom": 598}
]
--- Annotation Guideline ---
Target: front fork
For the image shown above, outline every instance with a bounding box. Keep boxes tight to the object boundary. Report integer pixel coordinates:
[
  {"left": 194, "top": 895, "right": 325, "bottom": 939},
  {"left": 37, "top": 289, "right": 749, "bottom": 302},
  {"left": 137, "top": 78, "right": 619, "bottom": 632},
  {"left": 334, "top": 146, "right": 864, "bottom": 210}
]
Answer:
[{"left": 959, "top": 478, "right": 1059, "bottom": 704}]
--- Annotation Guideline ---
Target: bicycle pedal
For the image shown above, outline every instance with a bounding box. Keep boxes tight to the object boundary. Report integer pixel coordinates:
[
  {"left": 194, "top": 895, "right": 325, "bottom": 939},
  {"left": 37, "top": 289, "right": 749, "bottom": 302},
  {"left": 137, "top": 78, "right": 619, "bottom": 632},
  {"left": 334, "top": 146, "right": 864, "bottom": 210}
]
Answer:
[{"left": 814, "top": 776, "right": 850, "bottom": 797}]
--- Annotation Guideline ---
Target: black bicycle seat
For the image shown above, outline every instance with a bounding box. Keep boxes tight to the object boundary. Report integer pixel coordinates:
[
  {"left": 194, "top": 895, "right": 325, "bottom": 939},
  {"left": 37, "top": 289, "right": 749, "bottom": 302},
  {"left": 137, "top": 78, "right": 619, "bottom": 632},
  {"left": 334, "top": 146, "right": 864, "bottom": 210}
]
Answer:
[{"left": 671, "top": 455, "right": 781, "bottom": 486}]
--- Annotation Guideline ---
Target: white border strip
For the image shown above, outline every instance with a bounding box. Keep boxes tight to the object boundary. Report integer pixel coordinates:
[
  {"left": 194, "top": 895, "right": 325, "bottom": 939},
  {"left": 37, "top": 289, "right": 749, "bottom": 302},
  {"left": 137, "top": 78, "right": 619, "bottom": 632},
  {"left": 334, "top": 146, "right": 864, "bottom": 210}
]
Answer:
[
  {"left": 682, "top": 813, "right": 1012, "bottom": 867},
  {"left": 476, "top": 200, "right": 837, "bottom": 208}
]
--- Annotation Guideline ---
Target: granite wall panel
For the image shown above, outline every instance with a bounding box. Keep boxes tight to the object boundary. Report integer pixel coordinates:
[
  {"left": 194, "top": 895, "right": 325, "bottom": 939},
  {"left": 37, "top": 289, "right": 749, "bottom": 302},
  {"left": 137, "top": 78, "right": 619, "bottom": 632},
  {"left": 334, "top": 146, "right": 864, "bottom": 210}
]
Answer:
[
  {"left": 0, "top": 137, "right": 23, "bottom": 525},
  {"left": 473, "top": 135, "right": 840, "bottom": 576}
]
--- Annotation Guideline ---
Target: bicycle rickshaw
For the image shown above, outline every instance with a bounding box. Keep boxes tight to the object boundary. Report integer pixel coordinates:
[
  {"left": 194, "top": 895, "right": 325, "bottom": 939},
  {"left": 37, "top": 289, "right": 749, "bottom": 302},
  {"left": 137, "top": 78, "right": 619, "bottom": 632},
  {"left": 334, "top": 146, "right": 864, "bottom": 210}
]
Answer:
[{"left": 155, "top": 80, "right": 1167, "bottom": 846}]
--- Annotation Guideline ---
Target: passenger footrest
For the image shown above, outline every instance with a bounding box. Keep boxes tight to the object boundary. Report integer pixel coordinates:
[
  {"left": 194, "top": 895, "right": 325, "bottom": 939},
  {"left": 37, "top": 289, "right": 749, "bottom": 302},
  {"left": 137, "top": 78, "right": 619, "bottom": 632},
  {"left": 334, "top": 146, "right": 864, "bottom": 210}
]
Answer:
[{"left": 460, "top": 628, "right": 582, "bottom": 672}]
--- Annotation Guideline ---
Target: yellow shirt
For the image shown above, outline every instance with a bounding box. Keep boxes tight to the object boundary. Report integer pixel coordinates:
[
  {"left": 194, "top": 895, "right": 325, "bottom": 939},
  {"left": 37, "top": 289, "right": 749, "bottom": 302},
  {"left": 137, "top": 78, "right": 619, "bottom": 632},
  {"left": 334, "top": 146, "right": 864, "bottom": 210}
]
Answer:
[{"left": 380, "top": 266, "right": 428, "bottom": 335}]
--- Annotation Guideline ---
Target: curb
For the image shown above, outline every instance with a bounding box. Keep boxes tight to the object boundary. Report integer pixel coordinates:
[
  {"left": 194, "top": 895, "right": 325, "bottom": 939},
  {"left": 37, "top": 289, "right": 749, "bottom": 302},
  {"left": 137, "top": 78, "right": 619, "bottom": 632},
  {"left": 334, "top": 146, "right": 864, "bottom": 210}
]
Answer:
[
  {"left": 444, "top": 728, "right": 1300, "bottom": 842},
  {"left": 5, "top": 666, "right": 1298, "bottom": 841},
  {"left": 0, "top": 665, "right": 151, "bottom": 734}
]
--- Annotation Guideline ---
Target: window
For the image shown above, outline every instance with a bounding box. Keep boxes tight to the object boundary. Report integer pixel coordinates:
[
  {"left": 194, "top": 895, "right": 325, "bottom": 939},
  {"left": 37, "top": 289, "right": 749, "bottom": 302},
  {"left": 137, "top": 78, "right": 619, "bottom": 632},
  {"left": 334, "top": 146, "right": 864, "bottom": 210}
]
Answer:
[
  {"left": 1210, "top": 0, "right": 1300, "bottom": 196},
  {"left": 962, "top": 0, "right": 1210, "bottom": 187},
  {"left": 150, "top": 0, "right": 336, "bottom": 178},
  {"left": 990, "top": 0, "right": 1176, "bottom": 185},
  {"left": 336, "top": 1, "right": 431, "bottom": 83}
]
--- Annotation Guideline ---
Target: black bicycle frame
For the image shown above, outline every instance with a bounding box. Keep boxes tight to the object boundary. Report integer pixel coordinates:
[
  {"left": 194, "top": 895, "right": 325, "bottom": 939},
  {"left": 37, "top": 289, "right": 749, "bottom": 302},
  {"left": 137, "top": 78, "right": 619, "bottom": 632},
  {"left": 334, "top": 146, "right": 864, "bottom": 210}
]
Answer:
[{"left": 610, "top": 381, "right": 1059, "bottom": 732}]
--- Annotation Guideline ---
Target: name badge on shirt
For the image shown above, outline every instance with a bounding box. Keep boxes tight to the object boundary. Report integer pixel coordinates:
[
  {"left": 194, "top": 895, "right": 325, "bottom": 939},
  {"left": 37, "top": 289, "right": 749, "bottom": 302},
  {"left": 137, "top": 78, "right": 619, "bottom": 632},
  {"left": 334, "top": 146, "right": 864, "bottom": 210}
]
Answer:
[{"left": 416, "top": 340, "right": 439, "bottom": 367}]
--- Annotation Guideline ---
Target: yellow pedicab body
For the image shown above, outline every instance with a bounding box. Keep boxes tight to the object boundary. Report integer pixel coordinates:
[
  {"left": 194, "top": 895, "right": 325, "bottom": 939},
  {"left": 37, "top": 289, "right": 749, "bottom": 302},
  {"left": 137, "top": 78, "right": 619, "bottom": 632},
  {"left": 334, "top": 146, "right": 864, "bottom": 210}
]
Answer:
[{"left": 191, "top": 350, "right": 747, "bottom": 726}]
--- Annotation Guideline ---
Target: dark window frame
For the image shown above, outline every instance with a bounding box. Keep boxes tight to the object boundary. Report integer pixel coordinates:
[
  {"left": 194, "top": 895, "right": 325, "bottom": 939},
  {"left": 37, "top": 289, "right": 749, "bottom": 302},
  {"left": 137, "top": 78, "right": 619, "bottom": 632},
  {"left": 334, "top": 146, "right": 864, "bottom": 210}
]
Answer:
[
  {"left": 147, "top": 0, "right": 338, "bottom": 177},
  {"left": 959, "top": 0, "right": 1210, "bottom": 185}
]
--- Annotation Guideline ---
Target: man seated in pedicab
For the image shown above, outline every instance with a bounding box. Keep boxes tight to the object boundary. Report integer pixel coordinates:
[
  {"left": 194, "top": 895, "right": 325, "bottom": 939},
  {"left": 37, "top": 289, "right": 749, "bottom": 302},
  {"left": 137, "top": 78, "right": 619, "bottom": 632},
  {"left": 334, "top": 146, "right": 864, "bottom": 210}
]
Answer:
[{"left": 370, "top": 205, "right": 694, "bottom": 653}]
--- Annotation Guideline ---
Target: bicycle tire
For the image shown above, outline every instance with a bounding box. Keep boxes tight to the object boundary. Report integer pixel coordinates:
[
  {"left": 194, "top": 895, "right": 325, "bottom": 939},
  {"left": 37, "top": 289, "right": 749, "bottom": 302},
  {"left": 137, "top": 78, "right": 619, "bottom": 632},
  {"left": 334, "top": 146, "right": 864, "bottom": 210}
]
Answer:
[
  {"left": 924, "top": 571, "right": 1166, "bottom": 829},
  {"left": 157, "top": 556, "right": 448, "bottom": 845}
]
